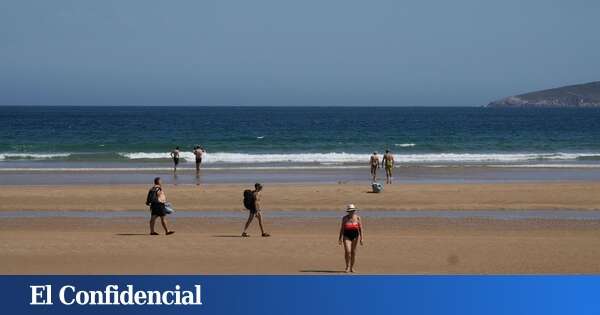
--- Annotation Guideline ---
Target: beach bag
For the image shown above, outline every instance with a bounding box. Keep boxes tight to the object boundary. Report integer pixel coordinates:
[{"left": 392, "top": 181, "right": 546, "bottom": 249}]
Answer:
[
  {"left": 243, "top": 189, "right": 255, "bottom": 210},
  {"left": 372, "top": 182, "right": 384, "bottom": 193},
  {"left": 164, "top": 202, "right": 175, "bottom": 214},
  {"left": 146, "top": 187, "right": 160, "bottom": 206}
]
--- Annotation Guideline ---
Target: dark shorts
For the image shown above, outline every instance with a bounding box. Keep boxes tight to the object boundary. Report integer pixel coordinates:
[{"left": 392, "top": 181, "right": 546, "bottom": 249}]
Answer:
[
  {"left": 247, "top": 206, "right": 258, "bottom": 214},
  {"left": 173, "top": 158, "right": 180, "bottom": 165},
  {"left": 343, "top": 229, "right": 359, "bottom": 241},
  {"left": 196, "top": 158, "right": 202, "bottom": 165},
  {"left": 150, "top": 203, "right": 166, "bottom": 217}
]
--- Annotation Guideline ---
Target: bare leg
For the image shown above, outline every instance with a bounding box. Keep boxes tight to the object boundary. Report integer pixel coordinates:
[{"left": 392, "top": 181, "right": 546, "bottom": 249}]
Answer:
[
  {"left": 256, "top": 212, "right": 266, "bottom": 234},
  {"left": 159, "top": 216, "right": 170, "bottom": 233},
  {"left": 149, "top": 215, "right": 158, "bottom": 234},
  {"left": 343, "top": 238, "right": 352, "bottom": 273},
  {"left": 350, "top": 238, "right": 359, "bottom": 272},
  {"left": 243, "top": 212, "right": 255, "bottom": 233}
]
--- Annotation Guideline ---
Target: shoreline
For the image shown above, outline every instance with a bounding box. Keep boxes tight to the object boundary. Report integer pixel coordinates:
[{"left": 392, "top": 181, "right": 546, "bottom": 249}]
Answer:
[
  {"left": 1, "top": 181, "right": 600, "bottom": 211},
  {"left": 3, "top": 165, "right": 600, "bottom": 185}
]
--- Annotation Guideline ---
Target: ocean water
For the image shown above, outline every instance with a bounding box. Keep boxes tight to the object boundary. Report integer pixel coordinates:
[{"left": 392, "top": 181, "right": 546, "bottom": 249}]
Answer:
[{"left": 2, "top": 106, "right": 600, "bottom": 168}]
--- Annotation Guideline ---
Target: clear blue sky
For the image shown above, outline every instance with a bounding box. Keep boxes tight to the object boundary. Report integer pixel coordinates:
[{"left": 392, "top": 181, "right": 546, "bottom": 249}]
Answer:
[{"left": 1, "top": 0, "right": 598, "bottom": 106}]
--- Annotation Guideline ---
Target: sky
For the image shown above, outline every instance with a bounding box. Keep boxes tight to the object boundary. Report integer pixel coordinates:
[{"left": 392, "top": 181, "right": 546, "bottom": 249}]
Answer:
[{"left": 0, "top": 0, "right": 599, "bottom": 106}]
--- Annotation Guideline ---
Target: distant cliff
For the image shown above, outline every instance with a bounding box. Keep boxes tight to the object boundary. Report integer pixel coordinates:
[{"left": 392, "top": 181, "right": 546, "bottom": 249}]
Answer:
[{"left": 488, "top": 81, "right": 600, "bottom": 108}]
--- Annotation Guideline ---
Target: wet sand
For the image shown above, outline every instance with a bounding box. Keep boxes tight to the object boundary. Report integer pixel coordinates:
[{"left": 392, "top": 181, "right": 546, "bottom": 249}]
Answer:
[
  {"left": 1, "top": 182, "right": 599, "bottom": 211},
  {"left": 3, "top": 165, "right": 600, "bottom": 185},
  {"left": 2, "top": 217, "right": 600, "bottom": 274}
]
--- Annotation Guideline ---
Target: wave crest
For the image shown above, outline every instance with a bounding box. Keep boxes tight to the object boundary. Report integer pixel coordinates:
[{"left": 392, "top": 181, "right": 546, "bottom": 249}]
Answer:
[
  {"left": 395, "top": 143, "right": 416, "bottom": 147},
  {"left": 0, "top": 153, "right": 71, "bottom": 160},
  {"left": 118, "top": 152, "right": 600, "bottom": 164},
  {"left": 4, "top": 151, "right": 600, "bottom": 164}
]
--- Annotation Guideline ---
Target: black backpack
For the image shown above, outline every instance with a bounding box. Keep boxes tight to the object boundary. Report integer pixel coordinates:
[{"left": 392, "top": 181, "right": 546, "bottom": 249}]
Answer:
[
  {"left": 146, "top": 187, "right": 160, "bottom": 206},
  {"left": 243, "top": 189, "right": 255, "bottom": 210}
]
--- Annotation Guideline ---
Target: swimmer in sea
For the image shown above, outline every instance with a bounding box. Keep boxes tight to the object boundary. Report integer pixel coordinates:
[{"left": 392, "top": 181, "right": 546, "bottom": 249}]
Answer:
[
  {"left": 193, "top": 146, "right": 206, "bottom": 173},
  {"left": 170, "top": 146, "right": 180, "bottom": 172}
]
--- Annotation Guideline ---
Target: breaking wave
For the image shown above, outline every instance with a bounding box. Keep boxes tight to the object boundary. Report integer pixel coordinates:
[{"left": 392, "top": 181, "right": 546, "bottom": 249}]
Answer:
[
  {"left": 118, "top": 152, "right": 600, "bottom": 164},
  {"left": 0, "top": 153, "right": 71, "bottom": 160}
]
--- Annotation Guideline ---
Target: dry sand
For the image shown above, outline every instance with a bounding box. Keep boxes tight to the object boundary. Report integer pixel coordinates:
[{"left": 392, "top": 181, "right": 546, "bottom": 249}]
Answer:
[
  {"left": 1, "top": 182, "right": 599, "bottom": 211},
  {"left": 2, "top": 181, "right": 600, "bottom": 274},
  {"left": 2, "top": 217, "right": 600, "bottom": 274}
]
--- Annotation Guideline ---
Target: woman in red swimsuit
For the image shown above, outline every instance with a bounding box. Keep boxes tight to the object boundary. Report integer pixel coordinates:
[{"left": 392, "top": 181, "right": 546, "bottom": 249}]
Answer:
[{"left": 338, "top": 204, "right": 364, "bottom": 273}]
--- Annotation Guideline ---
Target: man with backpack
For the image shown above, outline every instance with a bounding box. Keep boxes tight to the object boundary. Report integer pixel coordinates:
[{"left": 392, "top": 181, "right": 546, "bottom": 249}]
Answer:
[
  {"left": 241, "top": 183, "right": 270, "bottom": 237},
  {"left": 146, "top": 177, "right": 175, "bottom": 235}
]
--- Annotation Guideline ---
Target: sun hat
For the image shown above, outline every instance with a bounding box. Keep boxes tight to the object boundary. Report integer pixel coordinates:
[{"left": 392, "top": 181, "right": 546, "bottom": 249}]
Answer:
[{"left": 346, "top": 204, "right": 358, "bottom": 212}]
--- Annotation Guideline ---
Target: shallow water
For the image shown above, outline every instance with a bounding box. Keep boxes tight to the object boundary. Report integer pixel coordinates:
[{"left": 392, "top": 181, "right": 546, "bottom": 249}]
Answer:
[
  {"left": 2, "top": 210, "right": 600, "bottom": 221},
  {"left": 2, "top": 165, "right": 600, "bottom": 185}
]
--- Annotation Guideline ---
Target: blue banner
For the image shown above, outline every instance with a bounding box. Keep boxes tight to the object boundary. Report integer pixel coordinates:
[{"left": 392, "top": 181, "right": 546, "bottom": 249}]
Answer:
[{"left": 0, "top": 276, "right": 598, "bottom": 315}]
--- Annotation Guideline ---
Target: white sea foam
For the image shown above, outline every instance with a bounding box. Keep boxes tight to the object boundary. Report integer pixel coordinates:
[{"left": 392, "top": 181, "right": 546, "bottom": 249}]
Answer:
[
  {"left": 0, "top": 153, "right": 71, "bottom": 160},
  {"left": 395, "top": 143, "right": 416, "bottom": 147},
  {"left": 119, "top": 152, "right": 370, "bottom": 163},
  {"left": 3, "top": 151, "right": 600, "bottom": 165},
  {"left": 118, "top": 152, "right": 600, "bottom": 164}
]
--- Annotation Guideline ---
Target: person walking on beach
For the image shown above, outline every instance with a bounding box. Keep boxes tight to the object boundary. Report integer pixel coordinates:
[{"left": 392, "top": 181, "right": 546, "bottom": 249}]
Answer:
[
  {"left": 146, "top": 177, "right": 175, "bottom": 235},
  {"left": 241, "top": 183, "right": 270, "bottom": 237},
  {"left": 382, "top": 150, "right": 395, "bottom": 184},
  {"left": 370, "top": 152, "right": 380, "bottom": 181},
  {"left": 170, "top": 147, "right": 180, "bottom": 172},
  {"left": 193, "top": 146, "right": 206, "bottom": 173},
  {"left": 338, "top": 204, "right": 363, "bottom": 273}
]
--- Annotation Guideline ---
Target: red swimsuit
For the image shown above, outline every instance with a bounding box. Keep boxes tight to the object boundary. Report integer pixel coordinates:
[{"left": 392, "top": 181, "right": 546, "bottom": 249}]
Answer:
[
  {"left": 344, "top": 221, "right": 360, "bottom": 230},
  {"left": 343, "top": 221, "right": 360, "bottom": 240}
]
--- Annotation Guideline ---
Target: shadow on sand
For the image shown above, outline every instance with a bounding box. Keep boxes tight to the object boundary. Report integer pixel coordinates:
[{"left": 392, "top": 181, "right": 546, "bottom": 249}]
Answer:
[{"left": 115, "top": 233, "right": 149, "bottom": 236}]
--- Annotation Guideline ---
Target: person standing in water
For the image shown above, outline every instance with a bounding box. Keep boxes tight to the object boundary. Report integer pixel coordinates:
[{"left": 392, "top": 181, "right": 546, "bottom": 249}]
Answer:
[
  {"left": 170, "top": 147, "right": 180, "bottom": 172},
  {"left": 146, "top": 177, "right": 175, "bottom": 235},
  {"left": 382, "top": 150, "right": 395, "bottom": 184},
  {"left": 242, "top": 183, "right": 270, "bottom": 237},
  {"left": 369, "top": 152, "right": 380, "bottom": 181},
  {"left": 338, "top": 204, "right": 363, "bottom": 273},
  {"left": 193, "top": 146, "right": 206, "bottom": 173}
]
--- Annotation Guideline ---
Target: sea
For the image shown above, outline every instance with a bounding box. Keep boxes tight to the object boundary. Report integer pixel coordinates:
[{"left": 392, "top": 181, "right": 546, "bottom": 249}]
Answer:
[{"left": 2, "top": 106, "right": 600, "bottom": 184}]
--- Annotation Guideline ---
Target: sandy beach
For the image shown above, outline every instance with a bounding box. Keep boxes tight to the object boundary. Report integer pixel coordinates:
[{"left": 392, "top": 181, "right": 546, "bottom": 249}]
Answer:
[
  {"left": 1, "top": 182, "right": 600, "bottom": 211},
  {"left": 2, "top": 216, "right": 600, "bottom": 274},
  {"left": 0, "top": 181, "right": 599, "bottom": 274}
]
